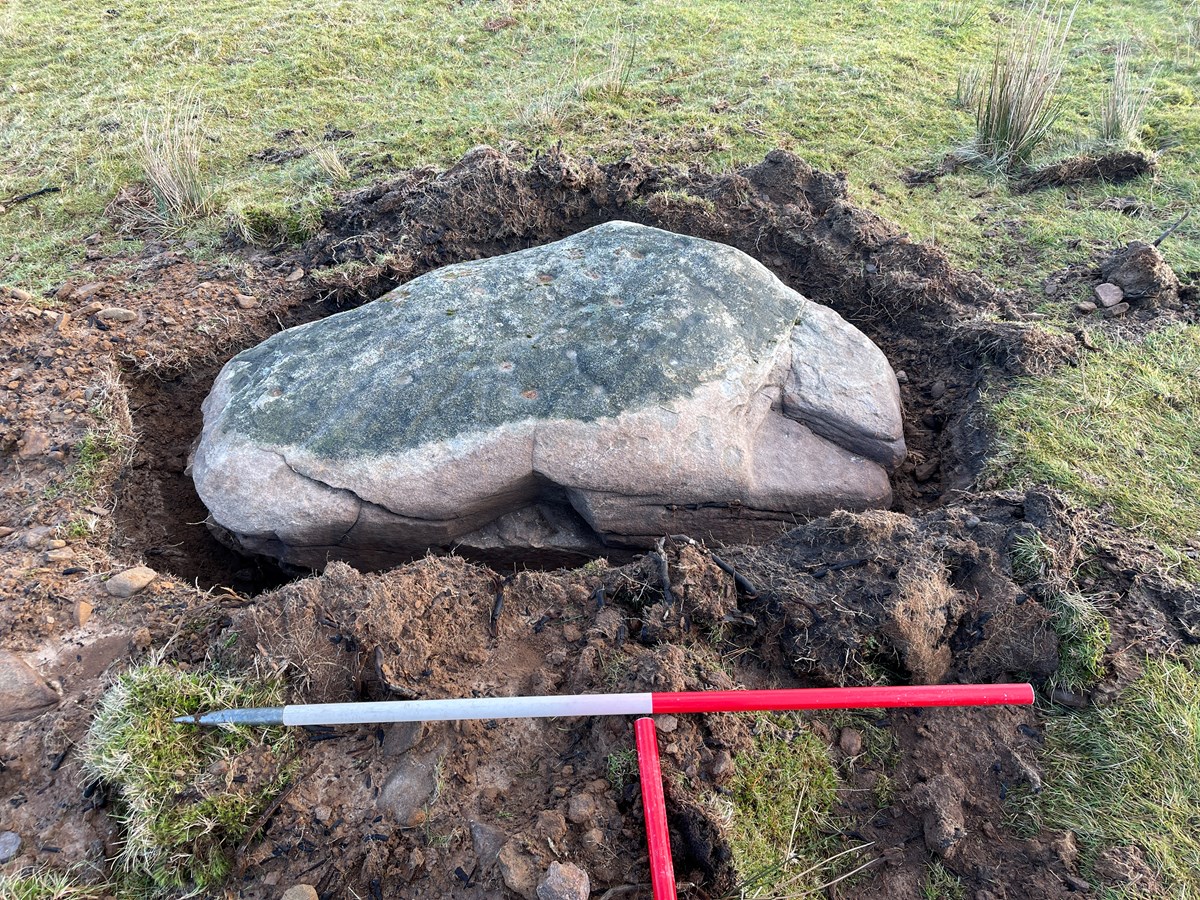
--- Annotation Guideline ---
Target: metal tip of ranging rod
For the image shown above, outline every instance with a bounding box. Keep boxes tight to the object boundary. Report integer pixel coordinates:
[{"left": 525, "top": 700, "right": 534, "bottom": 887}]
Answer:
[{"left": 173, "top": 707, "right": 285, "bottom": 727}]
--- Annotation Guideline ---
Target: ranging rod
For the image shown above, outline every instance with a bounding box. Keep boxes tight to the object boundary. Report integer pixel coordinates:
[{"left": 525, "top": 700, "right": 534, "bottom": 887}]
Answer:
[{"left": 174, "top": 683, "right": 1036, "bottom": 727}]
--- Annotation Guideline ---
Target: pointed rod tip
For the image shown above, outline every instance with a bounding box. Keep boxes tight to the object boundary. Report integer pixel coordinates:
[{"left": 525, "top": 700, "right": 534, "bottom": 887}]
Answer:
[{"left": 172, "top": 707, "right": 285, "bottom": 727}]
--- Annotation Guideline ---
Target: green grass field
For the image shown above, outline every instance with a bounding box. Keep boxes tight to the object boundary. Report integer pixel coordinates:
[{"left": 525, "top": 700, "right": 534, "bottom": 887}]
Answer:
[{"left": 2, "top": 0, "right": 1198, "bottom": 293}]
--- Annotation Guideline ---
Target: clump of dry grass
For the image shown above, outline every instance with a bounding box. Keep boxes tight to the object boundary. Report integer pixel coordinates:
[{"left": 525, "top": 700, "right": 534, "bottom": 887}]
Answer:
[
  {"left": 886, "top": 554, "right": 959, "bottom": 682},
  {"left": 1096, "top": 42, "right": 1153, "bottom": 147},
  {"left": 971, "top": 1, "right": 1077, "bottom": 171},
  {"left": 311, "top": 144, "right": 350, "bottom": 183},
  {"left": 82, "top": 663, "right": 295, "bottom": 891},
  {"left": 137, "top": 93, "right": 214, "bottom": 225}
]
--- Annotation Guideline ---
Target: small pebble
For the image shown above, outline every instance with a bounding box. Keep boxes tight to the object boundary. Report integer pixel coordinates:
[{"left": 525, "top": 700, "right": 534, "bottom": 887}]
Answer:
[
  {"left": 1105, "top": 302, "right": 1130, "bottom": 318},
  {"left": 838, "top": 727, "right": 864, "bottom": 756},
  {"left": 1094, "top": 282, "right": 1124, "bottom": 308},
  {"left": 72, "top": 282, "right": 105, "bottom": 301},
  {"left": 105, "top": 566, "right": 157, "bottom": 598},
  {"left": 710, "top": 749, "right": 734, "bottom": 779},
  {"left": 567, "top": 793, "right": 596, "bottom": 824},
  {"left": 537, "top": 861, "right": 590, "bottom": 900},
  {"left": 580, "top": 827, "right": 605, "bottom": 851},
  {"left": 235, "top": 293, "right": 258, "bottom": 309},
  {"left": 929, "top": 380, "right": 946, "bottom": 400},
  {"left": 1074, "top": 300, "right": 1096, "bottom": 313},
  {"left": 96, "top": 307, "right": 137, "bottom": 323},
  {"left": 281, "top": 886, "right": 319, "bottom": 900}
]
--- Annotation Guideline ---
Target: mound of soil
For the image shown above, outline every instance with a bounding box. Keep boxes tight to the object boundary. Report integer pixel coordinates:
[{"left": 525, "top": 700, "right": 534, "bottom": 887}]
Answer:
[
  {"left": 2, "top": 146, "right": 1197, "bottom": 899},
  {"left": 1013, "top": 151, "right": 1156, "bottom": 195}
]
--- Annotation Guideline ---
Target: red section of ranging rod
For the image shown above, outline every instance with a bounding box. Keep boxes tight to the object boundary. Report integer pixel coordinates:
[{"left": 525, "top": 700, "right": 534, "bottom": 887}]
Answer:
[
  {"left": 635, "top": 717, "right": 677, "bottom": 900},
  {"left": 652, "top": 683, "right": 1034, "bottom": 715}
]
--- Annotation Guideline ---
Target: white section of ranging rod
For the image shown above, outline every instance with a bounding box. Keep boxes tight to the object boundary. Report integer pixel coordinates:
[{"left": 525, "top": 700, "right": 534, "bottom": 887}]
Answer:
[
  {"left": 283, "top": 692, "right": 654, "bottom": 726},
  {"left": 174, "top": 693, "right": 655, "bottom": 727}
]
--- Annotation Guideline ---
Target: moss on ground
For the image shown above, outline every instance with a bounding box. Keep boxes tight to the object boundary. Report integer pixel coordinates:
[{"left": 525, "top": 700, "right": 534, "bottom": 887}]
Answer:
[
  {"left": 1015, "top": 652, "right": 1200, "bottom": 896},
  {"left": 727, "top": 715, "right": 856, "bottom": 897},
  {"left": 82, "top": 664, "right": 295, "bottom": 893}
]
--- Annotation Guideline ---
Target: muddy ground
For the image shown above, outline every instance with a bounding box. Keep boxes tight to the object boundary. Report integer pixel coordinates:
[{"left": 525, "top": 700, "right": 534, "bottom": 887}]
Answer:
[{"left": 1, "top": 147, "right": 1197, "bottom": 899}]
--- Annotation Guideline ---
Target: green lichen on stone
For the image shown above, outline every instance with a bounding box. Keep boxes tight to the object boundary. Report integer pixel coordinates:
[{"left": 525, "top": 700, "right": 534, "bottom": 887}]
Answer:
[{"left": 217, "top": 223, "right": 800, "bottom": 457}]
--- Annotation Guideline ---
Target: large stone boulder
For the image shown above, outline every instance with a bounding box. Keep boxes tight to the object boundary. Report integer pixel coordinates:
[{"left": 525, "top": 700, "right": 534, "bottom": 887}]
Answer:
[{"left": 193, "top": 221, "right": 904, "bottom": 570}]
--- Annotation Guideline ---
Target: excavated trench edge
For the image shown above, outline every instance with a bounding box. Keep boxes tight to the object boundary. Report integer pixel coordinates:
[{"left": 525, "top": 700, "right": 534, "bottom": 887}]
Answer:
[{"left": 111, "top": 148, "right": 1021, "bottom": 593}]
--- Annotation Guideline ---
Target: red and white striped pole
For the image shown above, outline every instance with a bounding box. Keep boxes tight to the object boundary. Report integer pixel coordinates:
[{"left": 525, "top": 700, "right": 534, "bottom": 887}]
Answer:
[
  {"left": 636, "top": 717, "right": 677, "bottom": 900},
  {"left": 176, "top": 683, "right": 1035, "bottom": 726}
]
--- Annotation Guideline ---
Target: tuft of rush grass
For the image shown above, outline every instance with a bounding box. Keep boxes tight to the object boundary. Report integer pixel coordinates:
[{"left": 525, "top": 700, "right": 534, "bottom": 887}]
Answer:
[
  {"left": 934, "top": 0, "right": 980, "bottom": 31},
  {"left": 1013, "top": 652, "right": 1200, "bottom": 895},
  {"left": 0, "top": 869, "right": 109, "bottom": 900},
  {"left": 574, "top": 23, "right": 639, "bottom": 102},
  {"left": 82, "top": 664, "right": 295, "bottom": 892},
  {"left": 726, "top": 715, "right": 873, "bottom": 898},
  {"left": 2, "top": 0, "right": 1198, "bottom": 295},
  {"left": 969, "top": 1, "right": 1076, "bottom": 172},
  {"left": 1097, "top": 42, "right": 1154, "bottom": 147},
  {"left": 955, "top": 65, "right": 982, "bottom": 109},
  {"left": 310, "top": 144, "right": 350, "bottom": 184},
  {"left": 990, "top": 326, "right": 1200, "bottom": 576},
  {"left": 1187, "top": 2, "right": 1200, "bottom": 60},
  {"left": 137, "top": 93, "right": 214, "bottom": 227}
]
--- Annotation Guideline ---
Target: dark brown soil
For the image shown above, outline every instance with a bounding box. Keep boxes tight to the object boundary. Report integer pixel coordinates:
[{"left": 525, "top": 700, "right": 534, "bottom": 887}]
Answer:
[
  {"left": 1013, "top": 151, "right": 1156, "bottom": 194},
  {"left": 2, "top": 146, "right": 1197, "bottom": 900}
]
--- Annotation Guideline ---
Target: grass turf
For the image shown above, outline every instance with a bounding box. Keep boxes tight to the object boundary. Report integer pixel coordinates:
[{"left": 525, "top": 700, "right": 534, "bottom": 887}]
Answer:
[
  {"left": 726, "top": 715, "right": 850, "bottom": 897},
  {"left": 2, "top": 0, "right": 1198, "bottom": 294},
  {"left": 990, "top": 325, "right": 1200, "bottom": 576},
  {"left": 1015, "top": 652, "right": 1200, "bottom": 896},
  {"left": 81, "top": 664, "right": 295, "bottom": 892}
]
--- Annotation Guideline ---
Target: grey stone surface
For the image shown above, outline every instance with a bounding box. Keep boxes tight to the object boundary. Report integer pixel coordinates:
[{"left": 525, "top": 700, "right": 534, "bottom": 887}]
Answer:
[
  {"left": 537, "top": 861, "right": 590, "bottom": 900},
  {"left": 195, "top": 221, "right": 905, "bottom": 569},
  {"left": 0, "top": 651, "right": 58, "bottom": 722},
  {"left": 0, "top": 831, "right": 20, "bottom": 864},
  {"left": 1094, "top": 282, "right": 1124, "bottom": 308},
  {"left": 470, "top": 820, "right": 508, "bottom": 868},
  {"left": 377, "top": 748, "right": 444, "bottom": 827}
]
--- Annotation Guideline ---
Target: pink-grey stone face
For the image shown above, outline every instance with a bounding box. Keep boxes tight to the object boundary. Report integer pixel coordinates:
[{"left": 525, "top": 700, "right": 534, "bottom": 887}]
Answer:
[{"left": 192, "top": 221, "right": 905, "bottom": 570}]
